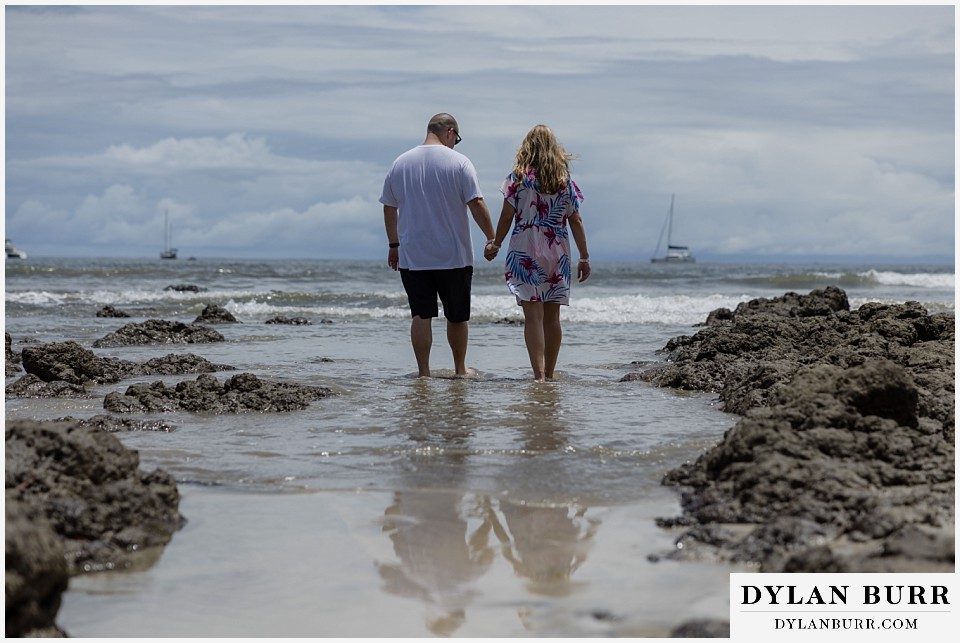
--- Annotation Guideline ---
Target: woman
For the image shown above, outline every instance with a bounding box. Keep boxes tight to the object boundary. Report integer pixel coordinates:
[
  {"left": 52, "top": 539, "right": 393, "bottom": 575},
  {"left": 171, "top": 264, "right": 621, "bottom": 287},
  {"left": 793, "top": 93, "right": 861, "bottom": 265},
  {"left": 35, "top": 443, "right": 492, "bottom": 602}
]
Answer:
[{"left": 484, "top": 124, "right": 591, "bottom": 381}]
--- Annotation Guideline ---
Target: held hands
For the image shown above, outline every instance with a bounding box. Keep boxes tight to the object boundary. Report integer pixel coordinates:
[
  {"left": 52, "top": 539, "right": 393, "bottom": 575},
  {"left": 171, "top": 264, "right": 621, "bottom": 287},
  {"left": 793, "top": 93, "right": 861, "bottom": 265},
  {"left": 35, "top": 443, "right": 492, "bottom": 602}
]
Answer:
[{"left": 483, "top": 240, "right": 500, "bottom": 262}]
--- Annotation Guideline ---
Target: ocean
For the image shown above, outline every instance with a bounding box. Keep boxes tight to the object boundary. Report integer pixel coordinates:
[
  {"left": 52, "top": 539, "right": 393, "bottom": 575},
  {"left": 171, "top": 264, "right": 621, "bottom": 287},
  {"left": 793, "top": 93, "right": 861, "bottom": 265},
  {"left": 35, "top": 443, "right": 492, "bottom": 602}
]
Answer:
[{"left": 3, "top": 257, "right": 955, "bottom": 637}]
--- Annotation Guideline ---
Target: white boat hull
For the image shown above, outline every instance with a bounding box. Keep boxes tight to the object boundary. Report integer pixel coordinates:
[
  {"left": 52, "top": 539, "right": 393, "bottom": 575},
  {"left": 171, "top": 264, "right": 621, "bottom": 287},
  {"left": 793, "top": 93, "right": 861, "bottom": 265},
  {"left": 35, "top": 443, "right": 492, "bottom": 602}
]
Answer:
[{"left": 5, "top": 239, "right": 27, "bottom": 259}]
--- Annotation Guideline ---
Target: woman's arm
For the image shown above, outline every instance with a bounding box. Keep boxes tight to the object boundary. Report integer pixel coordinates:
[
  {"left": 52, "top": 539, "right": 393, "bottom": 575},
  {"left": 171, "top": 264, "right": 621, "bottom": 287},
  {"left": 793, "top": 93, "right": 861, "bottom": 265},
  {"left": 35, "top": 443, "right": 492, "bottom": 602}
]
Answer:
[
  {"left": 568, "top": 210, "right": 591, "bottom": 282},
  {"left": 484, "top": 200, "right": 515, "bottom": 261}
]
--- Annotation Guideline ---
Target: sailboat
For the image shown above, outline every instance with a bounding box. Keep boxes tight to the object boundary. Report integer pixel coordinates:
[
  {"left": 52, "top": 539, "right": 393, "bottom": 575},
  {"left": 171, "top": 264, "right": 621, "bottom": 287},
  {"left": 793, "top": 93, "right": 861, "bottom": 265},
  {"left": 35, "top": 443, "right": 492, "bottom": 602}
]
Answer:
[
  {"left": 160, "top": 211, "right": 177, "bottom": 259},
  {"left": 650, "top": 194, "right": 694, "bottom": 263},
  {"left": 5, "top": 238, "right": 27, "bottom": 259}
]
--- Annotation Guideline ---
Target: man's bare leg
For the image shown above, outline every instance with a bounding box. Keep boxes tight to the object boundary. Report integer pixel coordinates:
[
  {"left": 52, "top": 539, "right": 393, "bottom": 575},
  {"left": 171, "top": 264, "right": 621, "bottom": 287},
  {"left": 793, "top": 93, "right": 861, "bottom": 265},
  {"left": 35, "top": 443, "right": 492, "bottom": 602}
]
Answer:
[
  {"left": 411, "top": 315, "right": 433, "bottom": 377},
  {"left": 447, "top": 320, "right": 470, "bottom": 376}
]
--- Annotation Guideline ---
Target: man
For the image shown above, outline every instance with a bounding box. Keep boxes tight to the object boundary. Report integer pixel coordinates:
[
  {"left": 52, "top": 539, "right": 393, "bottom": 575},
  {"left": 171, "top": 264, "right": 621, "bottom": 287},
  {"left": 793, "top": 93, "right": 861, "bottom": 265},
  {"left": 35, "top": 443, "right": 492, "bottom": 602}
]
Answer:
[{"left": 380, "top": 113, "right": 496, "bottom": 377}]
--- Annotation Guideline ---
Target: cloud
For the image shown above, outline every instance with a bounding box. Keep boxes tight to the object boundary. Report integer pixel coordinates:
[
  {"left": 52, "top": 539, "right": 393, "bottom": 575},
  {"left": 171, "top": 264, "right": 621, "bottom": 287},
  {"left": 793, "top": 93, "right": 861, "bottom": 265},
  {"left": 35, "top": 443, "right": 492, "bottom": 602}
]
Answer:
[
  {"left": 4, "top": 4, "right": 953, "bottom": 262},
  {"left": 103, "top": 134, "right": 271, "bottom": 170}
]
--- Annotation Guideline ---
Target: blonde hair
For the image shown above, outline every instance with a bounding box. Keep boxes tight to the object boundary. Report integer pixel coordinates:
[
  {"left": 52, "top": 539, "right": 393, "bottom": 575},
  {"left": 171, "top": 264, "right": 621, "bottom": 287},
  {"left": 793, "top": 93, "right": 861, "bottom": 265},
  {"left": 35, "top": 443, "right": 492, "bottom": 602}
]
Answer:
[{"left": 512, "top": 124, "right": 575, "bottom": 195}]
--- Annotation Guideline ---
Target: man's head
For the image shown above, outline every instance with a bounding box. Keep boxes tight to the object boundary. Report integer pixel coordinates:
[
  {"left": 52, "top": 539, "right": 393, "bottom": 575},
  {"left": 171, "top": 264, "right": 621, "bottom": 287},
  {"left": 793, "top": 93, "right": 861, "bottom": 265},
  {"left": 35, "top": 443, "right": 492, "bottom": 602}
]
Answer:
[{"left": 427, "top": 113, "right": 461, "bottom": 149}]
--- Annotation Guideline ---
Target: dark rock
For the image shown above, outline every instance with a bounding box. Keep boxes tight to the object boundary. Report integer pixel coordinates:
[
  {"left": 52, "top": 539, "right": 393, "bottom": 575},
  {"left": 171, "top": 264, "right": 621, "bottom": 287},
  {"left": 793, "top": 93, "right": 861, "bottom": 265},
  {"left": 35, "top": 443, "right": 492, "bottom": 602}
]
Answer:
[
  {"left": 93, "top": 320, "right": 225, "bottom": 347},
  {"left": 658, "top": 359, "right": 953, "bottom": 571},
  {"left": 698, "top": 307, "right": 734, "bottom": 327},
  {"left": 5, "top": 419, "right": 185, "bottom": 577},
  {"left": 194, "top": 303, "right": 238, "bottom": 324},
  {"left": 137, "top": 353, "right": 236, "bottom": 376},
  {"left": 21, "top": 340, "right": 129, "bottom": 385},
  {"left": 669, "top": 619, "right": 730, "bottom": 638},
  {"left": 103, "top": 372, "right": 335, "bottom": 414},
  {"left": 95, "top": 305, "right": 130, "bottom": 318},
  {"left": 730, "top": 285, "right": 850, "bottom": 319},
  {"left": 781, "top": 545, "right": 850, "bottom": 573},
  {"left": 164, "top": 284, "right": 207, "bottom": 293},
  {"left": 15, "top": 341, "right": 234, "bottom": 392},
  {"left": 54, "top": 414, "right": 175, "bottom": 433},
  {"left": 632, "top": 290, "right": 953, "bottom": 421},
  {"left": 265, "top": 316, "right": 311, "bottom": 325},
  {"left": 639, "top": 287, "right": 954, "bottom": 573},
  {"left": 6, "top": 373, "right": 90, "bottom": 398},
  {"left": 6, "top": 331, "right": 22, "bottom": 376},
  {"left": 5, "top": 499, "right": 69, "bottom": 637}
]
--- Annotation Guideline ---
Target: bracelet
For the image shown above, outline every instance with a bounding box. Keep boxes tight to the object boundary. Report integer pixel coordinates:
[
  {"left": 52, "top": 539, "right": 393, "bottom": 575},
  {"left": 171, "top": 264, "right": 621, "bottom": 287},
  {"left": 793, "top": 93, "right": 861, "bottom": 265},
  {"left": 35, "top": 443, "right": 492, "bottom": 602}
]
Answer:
[
  {"left": 486, "top": 240, "right": 500, "bottom": 250},
  {"left": 578, "top": 258, "right": 590, "bottom": 264},
  {"left": 388, "top": 242, "right": 400, "bottom": 248}
]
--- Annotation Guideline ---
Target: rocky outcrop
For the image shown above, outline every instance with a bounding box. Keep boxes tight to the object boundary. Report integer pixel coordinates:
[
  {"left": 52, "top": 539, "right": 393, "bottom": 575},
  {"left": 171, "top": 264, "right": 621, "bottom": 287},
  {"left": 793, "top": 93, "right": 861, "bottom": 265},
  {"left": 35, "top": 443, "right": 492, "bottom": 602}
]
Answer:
[
  {"left": 7, "top": 340, "right": 235, "bottom": 397},
  {"left": 5, "top": 419, "right": 186, "bottom": 635},
  {"left": 164, "top": 284, "right": 206, "bottom": 293},
  {"left": 636, "top": 287, "right": 955, "bottom": 573},
  {"left": 5, "top": 499, "right": 69, "bottom": 637},
  {"left": 96, "top": 305, "right": 130, "bottom": 318},
  {"left": 93, "top": 320, "right": 224, "bottom": 347},
  {"left": 194, "top": 304, "right": 238, "bottom": 324},
  {"left": 137, "top": 353, "right": 236, "bottom": 376},
  {"left": 265, "top": 315, "right": 312, "bottom": 325},
  {"left": 6, "top": 331, "right": 22, "bottom": 377},
  {"left": 631, "top": 287, "right": 953, "bottom": 422},
  {"left": 21, "top": 340, "right": 135, "bottom": 385},
  {"left": 55, "top": 414, "right": 176, "bottom": 433},
  {"left": 103, "top": 372, "right": 335, "bottom": 414},
  {"left": 6, "top": 374, "right": 90, "bottom": 398}
]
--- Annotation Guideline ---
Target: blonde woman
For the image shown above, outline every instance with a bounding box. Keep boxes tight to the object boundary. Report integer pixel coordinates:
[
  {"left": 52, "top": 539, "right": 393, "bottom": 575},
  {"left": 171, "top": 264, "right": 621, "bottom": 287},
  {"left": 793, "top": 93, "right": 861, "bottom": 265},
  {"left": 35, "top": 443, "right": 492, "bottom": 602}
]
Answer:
[{"left": 484, "top": 125, "right": 591, "bottom": 381}]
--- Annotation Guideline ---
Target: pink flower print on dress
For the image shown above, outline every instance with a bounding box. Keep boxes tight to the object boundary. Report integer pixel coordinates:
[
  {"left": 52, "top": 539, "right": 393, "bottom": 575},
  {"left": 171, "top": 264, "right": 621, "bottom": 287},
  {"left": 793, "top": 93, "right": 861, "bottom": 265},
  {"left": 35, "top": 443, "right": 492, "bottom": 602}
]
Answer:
[
  {"left": 533, "top": 194, "right": 549, "bottom": 218},
  {"left": 544, "top": 273, "right": 563, "bottom": 285},
  {"left": 543, "top": 228, "right": 560, "bottom": 247}
]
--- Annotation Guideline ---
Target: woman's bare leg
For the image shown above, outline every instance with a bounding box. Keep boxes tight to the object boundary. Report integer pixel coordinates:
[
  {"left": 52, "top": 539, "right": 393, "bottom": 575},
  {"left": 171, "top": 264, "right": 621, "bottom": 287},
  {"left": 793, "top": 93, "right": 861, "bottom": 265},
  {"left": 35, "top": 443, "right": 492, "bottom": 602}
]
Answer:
[
  {"left": 521, "top": 301, "right": 546, "bottom": 381},
  {"left": 543, "top": 303, "right": 562, "bottom": 379}
]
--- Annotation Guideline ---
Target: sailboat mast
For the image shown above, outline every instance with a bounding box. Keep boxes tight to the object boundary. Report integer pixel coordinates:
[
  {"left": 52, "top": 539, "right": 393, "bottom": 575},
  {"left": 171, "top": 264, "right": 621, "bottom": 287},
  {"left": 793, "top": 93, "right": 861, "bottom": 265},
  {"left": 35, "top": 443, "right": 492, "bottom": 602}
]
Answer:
[{"left": 666, "top": 194, "right": 675, "bottom": 246}]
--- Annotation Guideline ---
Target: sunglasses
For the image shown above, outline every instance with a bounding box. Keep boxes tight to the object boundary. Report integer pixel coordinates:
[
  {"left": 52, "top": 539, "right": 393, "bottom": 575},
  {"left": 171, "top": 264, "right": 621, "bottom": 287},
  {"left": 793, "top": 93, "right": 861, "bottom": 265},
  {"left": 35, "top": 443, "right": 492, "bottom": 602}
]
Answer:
[{"left": 451, "top": 128, "right": 462, "bottom": 146}]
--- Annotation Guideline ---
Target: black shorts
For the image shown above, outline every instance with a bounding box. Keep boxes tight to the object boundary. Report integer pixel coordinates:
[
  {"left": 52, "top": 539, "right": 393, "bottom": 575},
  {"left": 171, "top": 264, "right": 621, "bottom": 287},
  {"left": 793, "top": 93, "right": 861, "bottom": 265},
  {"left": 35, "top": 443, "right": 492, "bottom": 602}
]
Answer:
[{"left": 399, "top": 266, "right": 473, "bottom": 323}]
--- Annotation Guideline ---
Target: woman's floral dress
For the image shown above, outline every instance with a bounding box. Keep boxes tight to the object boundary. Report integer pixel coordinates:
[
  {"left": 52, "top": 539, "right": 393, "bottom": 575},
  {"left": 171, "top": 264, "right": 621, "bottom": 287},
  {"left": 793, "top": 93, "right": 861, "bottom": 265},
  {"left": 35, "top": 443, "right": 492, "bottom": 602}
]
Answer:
[{"left": 499, "top": 170, "right": 584, "bottom": 305}]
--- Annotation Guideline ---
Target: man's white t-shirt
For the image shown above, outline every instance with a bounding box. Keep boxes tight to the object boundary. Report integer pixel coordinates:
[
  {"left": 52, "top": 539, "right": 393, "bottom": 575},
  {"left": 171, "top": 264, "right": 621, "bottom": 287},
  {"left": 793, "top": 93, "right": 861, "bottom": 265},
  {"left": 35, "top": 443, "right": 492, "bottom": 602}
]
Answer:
[{"left": 379, "top": 144, "right": 483, "bottom": 270}]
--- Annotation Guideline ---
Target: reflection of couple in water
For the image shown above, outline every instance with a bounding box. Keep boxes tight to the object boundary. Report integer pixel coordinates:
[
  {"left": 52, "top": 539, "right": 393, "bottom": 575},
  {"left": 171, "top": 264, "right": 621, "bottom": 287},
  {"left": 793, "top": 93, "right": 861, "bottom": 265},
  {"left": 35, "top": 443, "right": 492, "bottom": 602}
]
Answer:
[
  {"left": 376, "top": 379, "right": 599, "bottom": 635},
  {"left": 378, "top": 492, "right": 598, "bottom": 635}
]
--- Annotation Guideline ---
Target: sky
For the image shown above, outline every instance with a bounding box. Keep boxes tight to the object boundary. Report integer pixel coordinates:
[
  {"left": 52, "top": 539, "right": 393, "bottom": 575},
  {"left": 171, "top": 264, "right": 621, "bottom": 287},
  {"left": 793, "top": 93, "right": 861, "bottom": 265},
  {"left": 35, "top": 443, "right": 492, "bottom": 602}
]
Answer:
[{"left": 3, "top": 3, "right": 955, "bottom": 263}]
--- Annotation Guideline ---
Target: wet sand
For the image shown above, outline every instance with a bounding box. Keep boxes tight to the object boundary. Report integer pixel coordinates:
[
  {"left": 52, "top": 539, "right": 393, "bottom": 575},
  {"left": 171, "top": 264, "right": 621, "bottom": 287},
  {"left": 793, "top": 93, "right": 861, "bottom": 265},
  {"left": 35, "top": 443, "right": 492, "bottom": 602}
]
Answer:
[{"left": 57, "top": 485, "right": 736, "bottom": 637}]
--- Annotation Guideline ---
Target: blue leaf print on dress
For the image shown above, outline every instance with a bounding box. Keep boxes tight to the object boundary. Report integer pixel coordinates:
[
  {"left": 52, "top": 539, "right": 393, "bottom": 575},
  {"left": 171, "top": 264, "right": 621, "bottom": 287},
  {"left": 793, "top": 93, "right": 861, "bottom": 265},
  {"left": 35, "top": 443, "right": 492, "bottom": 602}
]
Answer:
[
  {"left": 505, "top": 251, "right": 547, "bottom": 286},
  {"left": 558, "top": 254, "right": 571, "bottom": 284}
]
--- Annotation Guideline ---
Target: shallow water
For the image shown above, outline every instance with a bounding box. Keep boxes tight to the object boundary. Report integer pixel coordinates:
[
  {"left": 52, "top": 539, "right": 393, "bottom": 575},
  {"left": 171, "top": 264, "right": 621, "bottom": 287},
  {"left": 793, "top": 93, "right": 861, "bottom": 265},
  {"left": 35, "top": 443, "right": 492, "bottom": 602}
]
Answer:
[{"left": 5, "top": 257, "right": 953, "bottom": 636}]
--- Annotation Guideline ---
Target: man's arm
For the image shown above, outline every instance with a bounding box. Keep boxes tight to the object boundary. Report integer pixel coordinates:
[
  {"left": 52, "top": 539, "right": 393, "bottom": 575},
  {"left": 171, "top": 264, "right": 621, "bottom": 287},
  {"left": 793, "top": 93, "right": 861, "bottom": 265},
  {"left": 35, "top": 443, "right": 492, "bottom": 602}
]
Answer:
[
  {"left": 466, "top": 197, "right": 496, "bottom": 244},
  {"left": 384, "top": 205, "right": 400, "bottom": 271}
]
